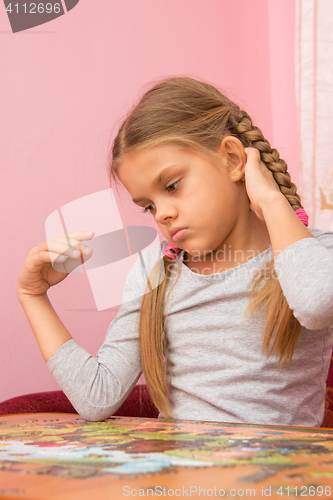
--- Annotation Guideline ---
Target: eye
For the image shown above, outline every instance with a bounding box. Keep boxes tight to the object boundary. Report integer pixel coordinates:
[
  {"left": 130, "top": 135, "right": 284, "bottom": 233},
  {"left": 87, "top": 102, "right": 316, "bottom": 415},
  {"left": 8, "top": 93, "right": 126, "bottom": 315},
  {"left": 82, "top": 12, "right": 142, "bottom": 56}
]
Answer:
[
  {"left": 140, "top": 180, "right": 181, "bottom": 214},
  {"left": 141, "top": 203, "right": 155, "bottom": 214},
  {"left": 166, "top": 180, "right": 180, "bottom": 192}
]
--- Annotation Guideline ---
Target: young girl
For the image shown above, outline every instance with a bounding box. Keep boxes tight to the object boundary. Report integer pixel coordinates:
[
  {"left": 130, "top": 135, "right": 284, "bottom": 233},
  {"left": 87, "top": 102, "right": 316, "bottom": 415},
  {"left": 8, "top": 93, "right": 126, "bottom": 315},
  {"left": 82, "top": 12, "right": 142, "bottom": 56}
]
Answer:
[{"left": 17, "top": 76, "right": 333, "bottom": 427}]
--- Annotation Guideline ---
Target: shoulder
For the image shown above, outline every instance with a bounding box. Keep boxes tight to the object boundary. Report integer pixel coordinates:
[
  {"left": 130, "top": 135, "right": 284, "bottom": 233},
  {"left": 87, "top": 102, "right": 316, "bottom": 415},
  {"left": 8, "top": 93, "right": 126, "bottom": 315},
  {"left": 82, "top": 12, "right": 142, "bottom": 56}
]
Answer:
[
  {"left": 308, "top": 227, "right": 333, "bottom": 250},
  {"left": 275, "top": 227, "right": 333, "bottom": 264},
  {"left": 139, "top": 239, "right": 168, "bottom": 269},
  {"left": 117, "top": 239, "right": 168, "bottom": 305},
  {"left": 125, "top": 239, "right": 168, "bottom": 287}
]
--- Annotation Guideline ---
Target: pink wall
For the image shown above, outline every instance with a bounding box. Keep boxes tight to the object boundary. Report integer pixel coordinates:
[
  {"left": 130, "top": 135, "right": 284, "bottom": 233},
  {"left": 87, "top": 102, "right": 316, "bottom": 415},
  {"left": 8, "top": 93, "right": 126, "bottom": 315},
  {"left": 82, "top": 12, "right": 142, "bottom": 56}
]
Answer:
[
  {"left": 0, "top": 0, "right": 299, "bottom": 402},
  {"left": 268, "top": 1, "right": 300, "bottom": 187}
]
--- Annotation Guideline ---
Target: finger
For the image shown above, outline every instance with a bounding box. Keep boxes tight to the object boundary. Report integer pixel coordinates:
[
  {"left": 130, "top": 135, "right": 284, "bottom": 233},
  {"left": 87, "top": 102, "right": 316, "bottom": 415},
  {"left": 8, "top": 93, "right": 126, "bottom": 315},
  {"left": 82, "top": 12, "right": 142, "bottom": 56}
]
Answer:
[
  {"left": 32, "top": 250, "right": 67, "bottom": 264},
  {"left": 30, "top": 245, "right": 92, "bottom": 275},
  {"left": 55, "top": 242, "right": 93, "bottom": 259},
  {"left": 56, "top": 251, "right": 92, "bottom": 274},
  {"left": 47, "top": 252, "right": 69, "bottom": 274},
  {"left": 28, "top": 245, "right": 93, "bottom": 276},
  {"left": 43, "top": 242, "right": 88, "bottom": 259},
  {"left": 34, "top": 231, "right": 93, "bottom": 252},
  {"left": 28, "top": 250, "right": 68, "bottom": 274},
  {"left": 43, "top": 239, "right": 94, "bottom": 259},
  {"left": 245, "top": 147, "right": 260, "bottom": 159},
  {"left": 54, "top": 241, "right": 93, "bottom": 273},
  {"left": 59, "top": 230, "right": 95, "bottom": 240},
  {"left": 49, "top": 248, "right": 93, "bottom": 274},
  {"left": 54, "top": 231, "right": 94, "bottom": 256},
  {"left": 49, "top": 230, "right": 95, "bottom": 248}
]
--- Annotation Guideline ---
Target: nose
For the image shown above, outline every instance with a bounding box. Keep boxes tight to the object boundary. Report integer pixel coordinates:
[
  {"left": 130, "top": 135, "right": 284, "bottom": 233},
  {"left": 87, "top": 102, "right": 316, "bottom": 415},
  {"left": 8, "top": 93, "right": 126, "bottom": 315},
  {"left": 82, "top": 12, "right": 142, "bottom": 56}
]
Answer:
[{"left": 154, "top": 201, "right": 178, "bottom": 224}]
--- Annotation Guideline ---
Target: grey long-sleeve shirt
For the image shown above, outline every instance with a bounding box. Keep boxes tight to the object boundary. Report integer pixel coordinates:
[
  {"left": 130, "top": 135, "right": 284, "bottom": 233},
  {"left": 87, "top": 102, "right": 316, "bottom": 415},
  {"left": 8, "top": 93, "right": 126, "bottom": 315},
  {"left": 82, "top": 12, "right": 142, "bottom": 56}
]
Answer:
[{"left": 47, "top": 228, "right": 333, "bottom": 427}]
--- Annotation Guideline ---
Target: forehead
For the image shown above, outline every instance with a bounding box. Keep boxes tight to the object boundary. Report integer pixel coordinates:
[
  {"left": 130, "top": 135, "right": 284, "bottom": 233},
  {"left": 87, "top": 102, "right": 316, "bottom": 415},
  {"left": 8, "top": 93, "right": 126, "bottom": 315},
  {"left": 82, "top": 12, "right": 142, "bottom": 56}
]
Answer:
[
  {"left": 117, "top": 145, "right": 190, "bottom": 185},
  {"left": 120, "top": 144, "right": 190, "bottom": 172},
  {"left": 116, "top": 144, "right": 223, "bottom": 201},
  {"left": 117, "top": 143, "right": 221, "bottom": 177},
  {"left": 116, "top": 145, "right": 195, "bottom": 201}
]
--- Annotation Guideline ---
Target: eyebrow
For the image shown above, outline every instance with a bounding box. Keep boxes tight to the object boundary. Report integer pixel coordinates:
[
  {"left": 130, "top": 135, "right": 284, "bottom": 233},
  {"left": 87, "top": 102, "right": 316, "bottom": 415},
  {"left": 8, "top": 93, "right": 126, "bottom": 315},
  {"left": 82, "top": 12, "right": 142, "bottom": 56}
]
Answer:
[{"left": 132, "top": 164, "right": 184, "bottom": 203}]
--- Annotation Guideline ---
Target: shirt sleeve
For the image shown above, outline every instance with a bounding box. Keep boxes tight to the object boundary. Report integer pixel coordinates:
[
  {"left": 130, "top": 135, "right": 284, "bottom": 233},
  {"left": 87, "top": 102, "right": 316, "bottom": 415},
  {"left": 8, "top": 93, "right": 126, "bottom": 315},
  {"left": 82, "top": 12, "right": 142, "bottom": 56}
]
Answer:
[
  {"left": 274, "top": 229, "right": 333, "bottom": 330},
  {"left": 46, "top": 241, "right": 165, "bottom": 421}
]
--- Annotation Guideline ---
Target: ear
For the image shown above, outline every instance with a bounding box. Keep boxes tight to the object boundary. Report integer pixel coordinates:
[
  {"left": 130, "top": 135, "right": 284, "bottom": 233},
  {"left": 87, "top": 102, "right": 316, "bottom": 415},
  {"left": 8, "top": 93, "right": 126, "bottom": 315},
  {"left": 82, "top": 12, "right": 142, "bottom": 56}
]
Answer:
[{"left": 218, "top": 136, "right": 247, "bottom": 182}]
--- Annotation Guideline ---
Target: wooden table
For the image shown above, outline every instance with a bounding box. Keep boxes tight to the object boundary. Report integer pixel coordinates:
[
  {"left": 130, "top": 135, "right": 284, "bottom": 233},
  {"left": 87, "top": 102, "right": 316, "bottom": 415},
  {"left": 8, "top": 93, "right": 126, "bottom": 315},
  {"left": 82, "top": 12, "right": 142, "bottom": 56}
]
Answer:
[{"left": 1, "top": 413, "right": 333, "bottom": 499}]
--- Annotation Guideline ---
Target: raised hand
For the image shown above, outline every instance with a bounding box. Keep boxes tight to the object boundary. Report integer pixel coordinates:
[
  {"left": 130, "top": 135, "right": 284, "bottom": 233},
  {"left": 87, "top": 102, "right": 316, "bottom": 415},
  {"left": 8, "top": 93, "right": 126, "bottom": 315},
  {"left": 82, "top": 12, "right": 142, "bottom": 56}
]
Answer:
[
  {"left": 17, "top": 231, "right": 94, "bottom": 300},
  {"left": 243, "top": 147, "right": 282, "bottom": 221}
]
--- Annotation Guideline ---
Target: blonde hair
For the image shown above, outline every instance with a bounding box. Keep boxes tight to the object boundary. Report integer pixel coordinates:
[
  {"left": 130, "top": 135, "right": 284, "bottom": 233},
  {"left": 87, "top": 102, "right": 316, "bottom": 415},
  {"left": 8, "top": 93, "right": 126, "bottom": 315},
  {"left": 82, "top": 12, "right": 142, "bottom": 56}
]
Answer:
[{"left": 109, "top": 76, "right": 303, "bottom": 418}]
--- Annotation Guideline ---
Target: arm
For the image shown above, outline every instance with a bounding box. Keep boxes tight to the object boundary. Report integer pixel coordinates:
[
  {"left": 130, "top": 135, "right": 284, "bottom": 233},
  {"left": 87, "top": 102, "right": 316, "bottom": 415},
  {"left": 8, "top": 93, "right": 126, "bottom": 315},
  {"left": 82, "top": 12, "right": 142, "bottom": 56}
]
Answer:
[
  {"left": 262, "top": 204, "right": 333, "bottom": 330},
  {"left": 273, "top": 230, "right": 333, "bottom": 330},
  {"left": 244, "top": 148, "right": 314, "bottom": 259},
  {"left": 18, "top": 287, "right": 142, "bottom": 420},
  {"left": 45, "top": 242, "right": 164, "bottom": 421},
  {"left": 261, "top": 192, "right": 314, "bottom": 259},
  {"left": 244, "top": 148, "right": 333, "bottom": 330},
  {"left": 18, "top": 294, "right": 72, "bottom": 363},
  {"left": 17, "top": 231, "right": 148, "bottom": 420},
  {"left": 17, "top": 232, "right": 94, "bottom": 362},
  {"left": 46, "top": 299, "right": 143, "bottom": 421}
]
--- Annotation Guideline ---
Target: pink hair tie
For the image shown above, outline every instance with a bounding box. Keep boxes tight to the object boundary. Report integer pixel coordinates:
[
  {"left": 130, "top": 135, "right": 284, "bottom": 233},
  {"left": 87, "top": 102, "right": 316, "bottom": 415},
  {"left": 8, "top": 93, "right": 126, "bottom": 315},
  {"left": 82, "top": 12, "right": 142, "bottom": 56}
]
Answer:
[
  {"left": 295, "top": 208, "right": 309, "bottom": 226},
  {"left": 164, "top": 242, "right": 181, "bottom": 260}
]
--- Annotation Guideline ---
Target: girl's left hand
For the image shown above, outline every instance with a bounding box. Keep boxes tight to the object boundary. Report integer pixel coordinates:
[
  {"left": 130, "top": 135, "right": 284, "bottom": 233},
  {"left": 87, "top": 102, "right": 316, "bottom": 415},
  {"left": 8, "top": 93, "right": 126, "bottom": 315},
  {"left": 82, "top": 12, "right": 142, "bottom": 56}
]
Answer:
[{"left": 243, "top": 147, "right": 282, "bottom": 220}]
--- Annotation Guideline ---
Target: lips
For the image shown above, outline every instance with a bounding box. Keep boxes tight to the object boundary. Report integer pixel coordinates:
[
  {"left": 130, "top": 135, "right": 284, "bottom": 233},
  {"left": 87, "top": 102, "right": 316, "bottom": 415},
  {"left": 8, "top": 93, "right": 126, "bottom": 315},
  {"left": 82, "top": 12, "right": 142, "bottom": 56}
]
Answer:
[{"left": 170, "top": 228, "right": 188, "bottom": 243}]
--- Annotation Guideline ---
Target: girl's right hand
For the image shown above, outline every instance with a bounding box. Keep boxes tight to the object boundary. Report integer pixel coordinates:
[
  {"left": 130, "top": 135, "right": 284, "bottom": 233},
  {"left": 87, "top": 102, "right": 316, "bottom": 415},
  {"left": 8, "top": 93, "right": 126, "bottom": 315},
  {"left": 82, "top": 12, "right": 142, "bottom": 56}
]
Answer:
[{"left": 17, "top": 231, "right": 94, "bottom": 301}]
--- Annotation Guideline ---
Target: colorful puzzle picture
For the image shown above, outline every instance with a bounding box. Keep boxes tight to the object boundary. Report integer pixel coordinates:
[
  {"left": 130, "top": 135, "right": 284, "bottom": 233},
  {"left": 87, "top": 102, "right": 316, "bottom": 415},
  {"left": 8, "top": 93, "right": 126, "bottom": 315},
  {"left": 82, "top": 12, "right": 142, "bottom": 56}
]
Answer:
[{"left": 1, "top": 414, "right": 333, "bottom": 499}]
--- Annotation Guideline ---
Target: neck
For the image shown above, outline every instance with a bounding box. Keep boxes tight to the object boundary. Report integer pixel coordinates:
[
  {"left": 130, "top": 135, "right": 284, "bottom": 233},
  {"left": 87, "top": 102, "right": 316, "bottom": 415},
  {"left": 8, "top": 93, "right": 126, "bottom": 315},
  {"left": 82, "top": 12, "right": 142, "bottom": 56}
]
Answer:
[{"left": 184, "top": 210, "right": 271, "bottom": 275}]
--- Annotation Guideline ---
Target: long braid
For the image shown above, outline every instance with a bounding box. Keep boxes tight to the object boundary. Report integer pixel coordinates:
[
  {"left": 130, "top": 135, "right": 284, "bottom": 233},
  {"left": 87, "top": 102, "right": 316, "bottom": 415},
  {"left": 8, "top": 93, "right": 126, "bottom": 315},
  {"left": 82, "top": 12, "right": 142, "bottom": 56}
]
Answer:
[
  {"left": 228, "top": 112, "right": 303, "bottom": 210},
  {"left": 226, "top": 111, "right": 303, "bottom": 365}
]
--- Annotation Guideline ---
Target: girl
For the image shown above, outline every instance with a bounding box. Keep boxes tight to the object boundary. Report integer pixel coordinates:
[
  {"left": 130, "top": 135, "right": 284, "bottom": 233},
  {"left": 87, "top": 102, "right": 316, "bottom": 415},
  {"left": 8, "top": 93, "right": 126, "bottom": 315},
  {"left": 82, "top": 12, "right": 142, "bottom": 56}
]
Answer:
[{"left": 17, "top": 77, "right": 333, "bottom": 427}]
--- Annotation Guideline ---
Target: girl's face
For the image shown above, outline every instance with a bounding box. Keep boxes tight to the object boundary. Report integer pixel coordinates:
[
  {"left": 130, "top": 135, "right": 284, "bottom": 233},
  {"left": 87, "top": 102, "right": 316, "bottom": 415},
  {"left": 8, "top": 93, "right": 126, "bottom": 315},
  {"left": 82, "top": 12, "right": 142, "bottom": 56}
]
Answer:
[{"left": 117, "top": 142, "right": 251, "bottom": 260}]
